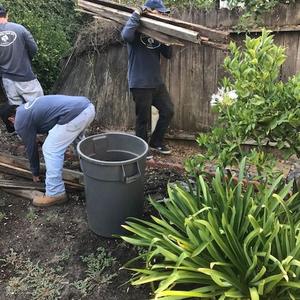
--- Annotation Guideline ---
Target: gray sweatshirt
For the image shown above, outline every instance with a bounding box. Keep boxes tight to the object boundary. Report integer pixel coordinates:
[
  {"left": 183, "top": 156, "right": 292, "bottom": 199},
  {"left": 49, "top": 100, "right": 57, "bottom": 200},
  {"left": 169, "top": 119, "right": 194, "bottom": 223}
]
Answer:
[
  {"left": 121, "top": 12, "right": 172, "bottom": 89},
  {"left": 15, "top": 95, "right": 90, "bottom": 176},
  {"left": 0, "top": 22, "right": 38, "bottom": 81}
]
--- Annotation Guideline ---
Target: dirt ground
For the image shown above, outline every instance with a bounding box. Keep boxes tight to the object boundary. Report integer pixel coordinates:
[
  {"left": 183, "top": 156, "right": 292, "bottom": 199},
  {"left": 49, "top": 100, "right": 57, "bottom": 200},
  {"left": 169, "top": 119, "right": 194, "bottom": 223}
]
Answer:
[
  {"left": 0, "top": 121, "right": 199, "bottom": 300},
  {"left": 0, "top": 119, "right": 297, "bottom": 300}
]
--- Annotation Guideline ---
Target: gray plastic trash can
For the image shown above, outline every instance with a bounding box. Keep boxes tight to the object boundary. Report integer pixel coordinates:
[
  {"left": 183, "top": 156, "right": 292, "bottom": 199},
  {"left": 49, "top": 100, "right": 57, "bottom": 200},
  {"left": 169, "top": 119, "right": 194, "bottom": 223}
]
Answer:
[{"left": 77, "top": 132, "right": 148, "bottom": 237}]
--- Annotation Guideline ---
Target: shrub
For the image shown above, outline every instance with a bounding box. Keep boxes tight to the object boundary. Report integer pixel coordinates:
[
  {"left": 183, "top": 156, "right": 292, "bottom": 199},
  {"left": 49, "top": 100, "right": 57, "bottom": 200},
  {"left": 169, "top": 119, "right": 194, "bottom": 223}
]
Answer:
[
  {"left": 122, "top": 158, "right": 300, "bottom": 299},
  {"left": 195, "top": 30, "right": 300, "bottom": 174}
]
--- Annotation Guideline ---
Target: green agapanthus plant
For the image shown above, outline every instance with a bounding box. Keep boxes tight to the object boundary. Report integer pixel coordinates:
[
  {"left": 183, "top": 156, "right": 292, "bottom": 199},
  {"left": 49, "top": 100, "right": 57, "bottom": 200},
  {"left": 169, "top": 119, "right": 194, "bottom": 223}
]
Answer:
[
  {"left": 194, "top": 30, "right": 300, "bottom": 179},
  {"left": 122, "top": 158, "right": 300, "bottom": 299}
]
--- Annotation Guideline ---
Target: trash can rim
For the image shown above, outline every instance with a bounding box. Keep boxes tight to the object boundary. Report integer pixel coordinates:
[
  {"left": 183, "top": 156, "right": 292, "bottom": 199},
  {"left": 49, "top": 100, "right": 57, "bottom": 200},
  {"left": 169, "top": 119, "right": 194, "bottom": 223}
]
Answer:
[{"left": 77, "top": 132, "right": 149, "bottom": 165}]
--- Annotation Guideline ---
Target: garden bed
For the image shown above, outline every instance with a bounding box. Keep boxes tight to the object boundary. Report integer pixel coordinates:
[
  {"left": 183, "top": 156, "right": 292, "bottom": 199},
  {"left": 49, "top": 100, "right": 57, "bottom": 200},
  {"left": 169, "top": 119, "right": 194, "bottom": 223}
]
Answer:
[
  {"left": 0, "top": 122, "right": 194, "bottom": 300},
  {"left": 0, "top": 120, "right": 297, "bottom": 299}
]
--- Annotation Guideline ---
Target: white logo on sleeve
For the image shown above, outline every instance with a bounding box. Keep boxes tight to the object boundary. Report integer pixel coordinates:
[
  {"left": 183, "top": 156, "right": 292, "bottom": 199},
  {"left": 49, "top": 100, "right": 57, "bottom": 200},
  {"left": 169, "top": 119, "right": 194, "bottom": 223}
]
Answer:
[{"left": 0, "top": 31, "right": 17, "bottom": 47}]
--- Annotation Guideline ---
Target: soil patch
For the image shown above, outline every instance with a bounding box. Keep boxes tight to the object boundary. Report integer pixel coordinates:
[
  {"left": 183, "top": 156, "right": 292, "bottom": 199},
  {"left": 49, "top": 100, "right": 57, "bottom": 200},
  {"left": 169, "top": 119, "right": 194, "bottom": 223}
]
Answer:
[{"left": 0, "top": 123, "right": 196, "bottom": 300}]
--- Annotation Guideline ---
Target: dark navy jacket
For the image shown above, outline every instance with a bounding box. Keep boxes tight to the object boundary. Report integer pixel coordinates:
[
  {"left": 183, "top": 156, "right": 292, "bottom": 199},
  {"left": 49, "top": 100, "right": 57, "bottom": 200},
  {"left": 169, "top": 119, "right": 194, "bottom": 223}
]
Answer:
[{"left": 121, "top": 12, "right": 172, "bottom": 89}]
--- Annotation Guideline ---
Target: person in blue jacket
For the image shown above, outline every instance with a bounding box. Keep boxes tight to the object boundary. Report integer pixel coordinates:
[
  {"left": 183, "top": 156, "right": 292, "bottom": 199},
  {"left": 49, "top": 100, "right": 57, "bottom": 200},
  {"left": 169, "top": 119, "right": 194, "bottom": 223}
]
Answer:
[
  {"left": 0, "top": 5, "right": 43, "bottom": 106},
  {"left": 121, "top": 0, "right": 174, "bottom": 156},
  {"left": 0, "top": 95, "right": 95, "bottom": 207}
]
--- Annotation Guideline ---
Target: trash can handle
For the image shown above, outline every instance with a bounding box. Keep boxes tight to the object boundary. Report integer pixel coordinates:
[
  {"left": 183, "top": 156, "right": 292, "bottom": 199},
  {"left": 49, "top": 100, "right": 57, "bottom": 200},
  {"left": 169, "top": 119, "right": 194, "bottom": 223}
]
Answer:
[{"left": 121, "top": 162, "right": 141, "bottom": 184}]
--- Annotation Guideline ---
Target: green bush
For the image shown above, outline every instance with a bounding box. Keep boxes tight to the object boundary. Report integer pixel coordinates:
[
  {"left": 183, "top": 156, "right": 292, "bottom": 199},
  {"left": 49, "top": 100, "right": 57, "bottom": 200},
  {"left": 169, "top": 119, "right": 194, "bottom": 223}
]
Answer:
[
  {"left": 1, "top": 0, "right": 82, "bottom": 92},
  {"left": 195, "top": 30, "right": 300, "bottom": 174},
  {"left": 122, "top": 158, "right": 300, "bottom": 299}
]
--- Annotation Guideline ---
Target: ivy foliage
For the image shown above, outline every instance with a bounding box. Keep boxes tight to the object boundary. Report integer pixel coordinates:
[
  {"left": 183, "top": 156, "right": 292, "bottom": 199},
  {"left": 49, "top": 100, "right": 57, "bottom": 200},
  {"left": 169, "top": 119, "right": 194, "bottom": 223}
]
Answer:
[{"left": 1, "top": 0, "right": 83, "bottom": 92}]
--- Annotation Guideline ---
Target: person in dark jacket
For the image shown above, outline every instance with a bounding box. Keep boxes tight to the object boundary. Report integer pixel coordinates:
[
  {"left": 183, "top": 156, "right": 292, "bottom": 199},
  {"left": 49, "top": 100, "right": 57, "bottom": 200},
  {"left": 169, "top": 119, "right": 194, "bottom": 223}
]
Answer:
[
  {"left": 0, "top": 5, "right": 43, "bottom": 106},
  {"left": 0, "top": 95, "right": 95, "bottom": 207},
  {"left": 121, "top": 0, "right": 174, "bottom": 156}
]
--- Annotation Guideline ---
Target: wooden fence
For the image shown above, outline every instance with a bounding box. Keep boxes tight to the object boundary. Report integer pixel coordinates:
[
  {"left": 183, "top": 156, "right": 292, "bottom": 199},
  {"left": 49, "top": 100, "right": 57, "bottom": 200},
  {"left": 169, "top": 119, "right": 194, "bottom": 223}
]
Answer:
[{"left": 56, "top": 3, "right": 300, "bottom": 138}]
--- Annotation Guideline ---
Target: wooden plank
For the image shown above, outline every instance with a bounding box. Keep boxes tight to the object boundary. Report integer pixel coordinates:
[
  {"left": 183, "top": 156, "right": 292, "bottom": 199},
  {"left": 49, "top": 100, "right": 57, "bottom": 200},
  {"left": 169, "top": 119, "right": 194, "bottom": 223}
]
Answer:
[
  {"left": 189, "top": 10, "right": 207, "bottom": 131},
  {"left": 228, "top": 25, "right": 300, "bottom": 33},
  {"left": 2, "top": 189, "right": 43, "bottom": 201},
  {"left": 178, "top": 44, "right": 190, "bottom": 130},
  {"left": 296, "top": 34, "right": 300, "bottom": 74},
  {"left": 282, "top": 33, "right": 300, "bottom": 81},
  {"left": 295, "top": 2, "right": 300, "bottom": 25},
  {"left": 286, "top": 2, "right": 299, "bottom": 25},
  {"left": 201, "top": 39, "right": 228, "bottom": 50},
  {"left": 0, "top": 153, "right": 84, "bottom": 190},
  {"left": 0, "top": 162, "right": 82, "bottom": 191},
  {"left": 203, "top": 8, "right": 218, "bottom": 129},
  {"left": 85, "top": 0, "right": 229, "bottom": 42},
  {"left": 217, "top": 8, "right": 232, "bottom": 29},
  {"left": 274, "top": 4, "right": 289, "bottom": 27},
  {"left": 273, "top": 32, "right": 286, "bottom": 80},
  {"left": 0, "top": 152, "right": 84, "bottom": 185},
  {"left": 79, "top": 0, "right": 201, "bottom": 44},
  {"left": 92, "top": 15, "right": 185, "bottom": 46},
  {"left": 281, "top": 10, "right": 298, "bottom": 80},
  {"left": 165, "top": 47, "right": 182, "bottom": 131},
  {"left": 0, "top": 179, "right": 45, "bottom": 190},
  {"left": 87, "top": 0, "right": 133, "bottom": 13},
  {"left": 144, "top": 11, "right": 229, "bottom": 43}
]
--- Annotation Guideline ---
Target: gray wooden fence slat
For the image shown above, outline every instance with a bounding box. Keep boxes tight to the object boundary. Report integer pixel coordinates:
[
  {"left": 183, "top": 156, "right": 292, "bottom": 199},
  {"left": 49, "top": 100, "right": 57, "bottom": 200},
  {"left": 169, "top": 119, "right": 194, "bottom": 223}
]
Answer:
[
  {"left": 294, "top": 2, "right": 300, "bottom": 25},
  {"left": 296, "top": 35, "right": 300, "bottom": 73}
]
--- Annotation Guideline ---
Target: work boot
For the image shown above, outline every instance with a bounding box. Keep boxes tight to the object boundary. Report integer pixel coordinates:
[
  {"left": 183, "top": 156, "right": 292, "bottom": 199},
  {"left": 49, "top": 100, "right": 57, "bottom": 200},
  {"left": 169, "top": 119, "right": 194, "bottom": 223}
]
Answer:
[
  {"left": 149, "top": 143, "right": 172, "bottom": 155},
  {"left": 33, "top": 193, "right": 68, "bottom": 207}
]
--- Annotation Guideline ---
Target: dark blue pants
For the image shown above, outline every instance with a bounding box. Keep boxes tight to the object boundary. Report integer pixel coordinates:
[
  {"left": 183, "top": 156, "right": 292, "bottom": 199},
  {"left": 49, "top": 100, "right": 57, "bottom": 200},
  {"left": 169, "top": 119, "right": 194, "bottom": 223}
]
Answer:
[{"left": 131, "top": 84, "right": 174, "bottom": 146}]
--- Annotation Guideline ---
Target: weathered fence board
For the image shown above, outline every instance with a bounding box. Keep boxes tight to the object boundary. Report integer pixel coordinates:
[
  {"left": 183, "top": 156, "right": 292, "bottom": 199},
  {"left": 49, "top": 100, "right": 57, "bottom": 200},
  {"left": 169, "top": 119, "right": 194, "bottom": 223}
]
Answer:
[
  {"left": 56, "top": 44, "right": 135, "bottom": 129},
  {"left": 56, "top": 4, "right": 300, "bottom": 137}
]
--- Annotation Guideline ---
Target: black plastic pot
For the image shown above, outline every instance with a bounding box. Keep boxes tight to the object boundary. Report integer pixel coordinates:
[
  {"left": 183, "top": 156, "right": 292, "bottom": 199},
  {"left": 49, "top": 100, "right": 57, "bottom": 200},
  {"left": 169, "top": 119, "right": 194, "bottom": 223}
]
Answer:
[{"left": 77, "top": 133, "right": 148, "bottom": 237}]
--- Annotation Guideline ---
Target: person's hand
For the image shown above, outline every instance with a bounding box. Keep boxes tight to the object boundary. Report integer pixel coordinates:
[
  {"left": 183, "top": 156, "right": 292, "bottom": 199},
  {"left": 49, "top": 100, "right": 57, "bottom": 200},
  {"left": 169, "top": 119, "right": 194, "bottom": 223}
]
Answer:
[
  {"left": 135, "top": 5, "right": 147, "bottom": 15},
  {"left": 32, "top": 176, "right": 41, "bottom": 183}
]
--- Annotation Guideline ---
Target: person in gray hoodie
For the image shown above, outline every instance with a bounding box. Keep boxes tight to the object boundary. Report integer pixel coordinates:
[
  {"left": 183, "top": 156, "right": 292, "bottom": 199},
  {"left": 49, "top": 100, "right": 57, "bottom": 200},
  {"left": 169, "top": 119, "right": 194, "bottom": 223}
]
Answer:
[
  {"left": 0, "top": 4, "right": 43, "bottom": 107},
  {"left": 121, "top": 0, "right": 174, "bottom": 156}
]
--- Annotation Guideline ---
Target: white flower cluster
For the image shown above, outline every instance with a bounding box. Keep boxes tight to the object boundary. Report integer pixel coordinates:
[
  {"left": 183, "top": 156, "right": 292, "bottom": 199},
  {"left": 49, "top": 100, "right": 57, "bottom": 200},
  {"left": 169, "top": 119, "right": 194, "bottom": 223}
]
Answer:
[{"left": 211, "top": 87, "right": 238, "bottom": 107}]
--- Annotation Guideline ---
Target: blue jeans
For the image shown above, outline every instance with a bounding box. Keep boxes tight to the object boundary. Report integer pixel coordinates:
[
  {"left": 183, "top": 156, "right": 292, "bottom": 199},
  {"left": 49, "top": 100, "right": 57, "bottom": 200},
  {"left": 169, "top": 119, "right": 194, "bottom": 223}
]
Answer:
[{"left": 42, "top": 103, "right": 95, "bottom": 196}]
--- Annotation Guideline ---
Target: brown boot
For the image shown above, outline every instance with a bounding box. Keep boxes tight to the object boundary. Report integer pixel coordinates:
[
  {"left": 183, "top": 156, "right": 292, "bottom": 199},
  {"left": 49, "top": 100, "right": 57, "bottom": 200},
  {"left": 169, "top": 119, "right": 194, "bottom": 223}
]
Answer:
[{"left": 33, "top": 193, "right": 68, "bottom": 207}]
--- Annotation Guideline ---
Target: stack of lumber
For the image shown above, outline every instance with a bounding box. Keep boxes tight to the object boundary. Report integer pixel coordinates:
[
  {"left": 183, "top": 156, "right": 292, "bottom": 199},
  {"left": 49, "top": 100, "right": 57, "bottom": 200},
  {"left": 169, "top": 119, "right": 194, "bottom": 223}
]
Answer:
[
  {"left": 0, "top": 152, "right": 84, "bottom": 200},
  {"left": 78, "top": 0, "right": 229, "bottom": 50}
]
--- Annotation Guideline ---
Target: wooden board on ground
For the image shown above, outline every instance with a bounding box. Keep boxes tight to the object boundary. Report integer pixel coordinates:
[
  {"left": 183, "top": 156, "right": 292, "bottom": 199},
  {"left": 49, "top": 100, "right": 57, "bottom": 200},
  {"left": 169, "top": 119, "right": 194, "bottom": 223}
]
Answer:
[
  {"left": 0, "top": 179, "right": 45, "bottom": 190},
  {"left": 2, "top": 189, "right": 43, "bottom": 201},
  {"left": 0, "top": 152, "right": 84, "bottom": 191}
]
